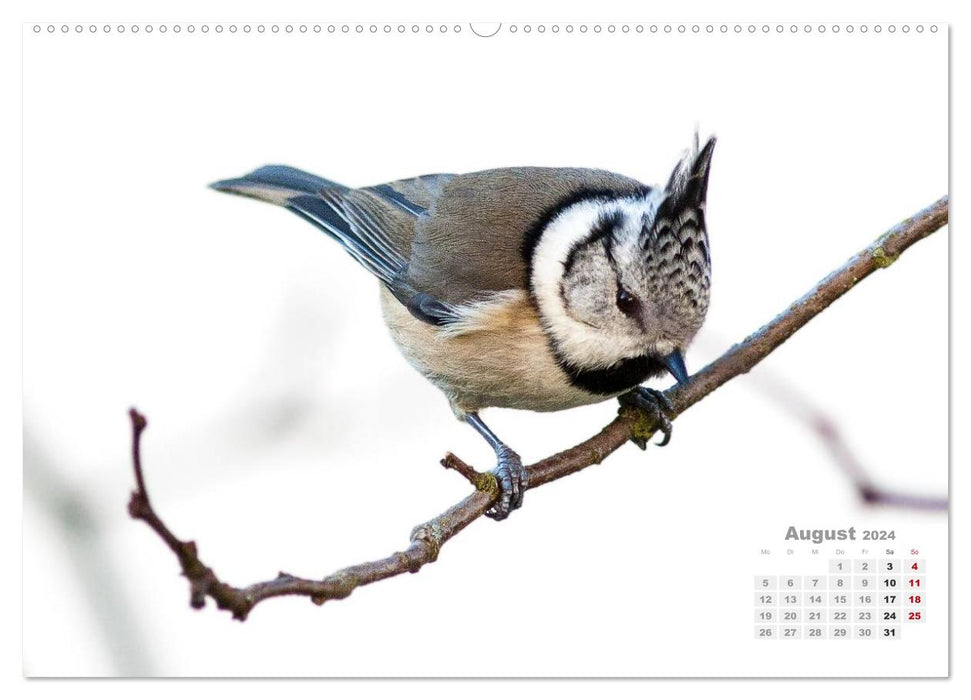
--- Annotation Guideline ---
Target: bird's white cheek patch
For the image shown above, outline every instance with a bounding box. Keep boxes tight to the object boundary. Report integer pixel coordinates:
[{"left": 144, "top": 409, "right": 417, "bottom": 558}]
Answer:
[{"left": 531, "top": 197, "right": 660, "bottom": 368}]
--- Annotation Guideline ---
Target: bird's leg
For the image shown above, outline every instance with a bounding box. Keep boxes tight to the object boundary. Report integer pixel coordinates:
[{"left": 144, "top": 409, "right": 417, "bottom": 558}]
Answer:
[
  {"left": 618, "top": 387, "right": 675, "bottom": 449},
  {"left": 465, "top": 413, "right": 527, "bottom": 521}
]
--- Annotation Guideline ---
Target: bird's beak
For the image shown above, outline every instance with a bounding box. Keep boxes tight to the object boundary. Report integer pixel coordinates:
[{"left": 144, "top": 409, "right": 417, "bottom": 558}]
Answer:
[{"left": 662, "top": 350, "right": 690, "bottom": 386}]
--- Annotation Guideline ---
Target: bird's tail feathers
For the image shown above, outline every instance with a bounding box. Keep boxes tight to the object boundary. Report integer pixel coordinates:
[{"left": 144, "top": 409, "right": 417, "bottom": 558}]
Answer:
[{"left": 211, "top": 166, "right": 406, "bottom": 285}]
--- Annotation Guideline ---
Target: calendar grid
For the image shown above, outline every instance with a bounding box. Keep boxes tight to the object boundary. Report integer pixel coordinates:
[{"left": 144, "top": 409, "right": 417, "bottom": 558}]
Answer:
[{"left": 755, "top": 556, "right": 925, "bottom": 640}]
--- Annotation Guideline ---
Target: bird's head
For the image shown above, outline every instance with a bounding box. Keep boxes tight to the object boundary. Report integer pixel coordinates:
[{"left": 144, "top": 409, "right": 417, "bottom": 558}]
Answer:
[{"left": 530, "top": 136, "right": 716, "bottom": 387}]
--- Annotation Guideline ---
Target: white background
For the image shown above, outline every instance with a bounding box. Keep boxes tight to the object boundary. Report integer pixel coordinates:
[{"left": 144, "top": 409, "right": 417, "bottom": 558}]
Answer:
[{"left": 9, "top": 0, "right": 960, "bottom": 693}]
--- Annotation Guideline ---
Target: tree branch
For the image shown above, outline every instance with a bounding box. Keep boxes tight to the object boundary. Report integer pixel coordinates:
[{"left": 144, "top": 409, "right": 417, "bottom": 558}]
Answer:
[
  {"left": 127, "top": 196, "right": 948, "bottom": 621},
  {"left": 747, "top": 370, "right": 947, "bottom": 510}
]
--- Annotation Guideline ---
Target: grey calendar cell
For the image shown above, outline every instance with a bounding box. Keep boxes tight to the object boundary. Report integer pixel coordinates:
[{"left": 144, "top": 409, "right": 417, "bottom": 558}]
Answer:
[
  {"left": 904, "top": 558, "right": 926, "bottom": 574},
  {"left": 755, "top": 626, "right": 776, "bottom": 640},
  {"left": 905, "top": 610, "right": 925, "bottom": 623},
  {"left": 853, "top": 559, "right": 876, "bottom": 574},
  {"left": 854, "top": 625, "right": 876, "bottom": 639},
  {"left": 879, "top": 559, "right": 901, "bottom": 574},
  {"left": 803, "top": 575, "right": 826, "bottom": 590},
  {"left": 831, "top": 592, "right": 850, "bottom": 606},
  {"left": 830, "top": 608, "right": 850, "bottom": 624},
  {"left": 828, "top": 625, "right": 851, "bottom": 640},
  {"left": 755, "top": 609, "right": 776, "bottom": 623},
  {"left": 878, "top": 576, "right": 901, "bottom": 590},
  {"left": 880, "top": 592, "right": 900, "bottom": 606},
  {"left": 855, "top": 609, "right": 875, "bottom": 623},
  {"left": 779, "top": 576, "right": 801, "bottom": 590},
  {"left": 780, "top": 609, "right": 800, "bottom": 624},
  {"left": 853, "top": 576, "right": 876, "bottom": 590},
  {"left": 829, "top": 559, "right": 851, "bottom": 574},
  {"left": 855, "top": 592, "right": 875, "bottom": 606},
  {"left": 805, "top": 592, "right": 826, "bottom": 607},
  {"left": 779, "top": 626, "right": 802, "bottom": 640},
  {"left": 905, "top": 576, "right": 926, "bottom": 590},
  {"left": 755, "top": 575, "right": 777, "bottom": 590},
  {"left": 879, "top": 625, "right": 902, "bottom": 639},
  {"left": 879, "top": 609, "right": 900, "bottom": 624},
  {"left": 805, "top": 626, "right": 826, "bottom": 639},
  {"left": 829, "top": 575, "right": 851, "bottom": 591},
  {"left": 779, "top": 591, "right": 802, "bottom": 606},
  {"left": 805, "top": 609, "right": 825, "bottom": 623},
  {"left": 754, "top": 591, "right": 776, "bottom": 607},
  {"left": 905, "top": 592, "right": 925, "bottom": 606}
]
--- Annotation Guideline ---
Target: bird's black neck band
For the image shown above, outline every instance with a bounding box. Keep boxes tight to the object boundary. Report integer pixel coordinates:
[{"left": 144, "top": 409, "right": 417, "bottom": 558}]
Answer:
[{"left": 550, "top": 344, "right": 666, "bottom": 396}]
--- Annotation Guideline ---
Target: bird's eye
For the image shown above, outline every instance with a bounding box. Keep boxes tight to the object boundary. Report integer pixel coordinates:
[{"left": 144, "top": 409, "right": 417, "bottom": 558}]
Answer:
[{"left": 616, "top": 287, "right": 640, "bottom": 317}]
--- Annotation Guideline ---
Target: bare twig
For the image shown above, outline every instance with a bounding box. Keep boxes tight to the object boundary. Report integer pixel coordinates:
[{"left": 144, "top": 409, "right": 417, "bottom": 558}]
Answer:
[
  {"left": 748, "top": 371, "right": 947, "bottom": 510},
  {"left": 127, "top": 196, "right": 948, "bottom": 621}
]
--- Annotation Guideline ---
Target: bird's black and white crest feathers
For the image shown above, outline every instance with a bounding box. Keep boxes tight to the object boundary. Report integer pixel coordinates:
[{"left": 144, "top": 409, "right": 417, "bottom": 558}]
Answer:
[
  {"left": 639, "top": 135, "right": 716, "bottom": 321},
  {"left": 664, "top": 134, "right": 716, "bottom": 212}
]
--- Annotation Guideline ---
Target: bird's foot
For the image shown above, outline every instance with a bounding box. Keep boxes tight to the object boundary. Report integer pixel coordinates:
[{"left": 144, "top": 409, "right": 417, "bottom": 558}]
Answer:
[
  {"left": 486, "top": 446, "right": 527, "bottom": 521},
  {"left": 618, "top": 387, "right": 675, "bottom": 449}
]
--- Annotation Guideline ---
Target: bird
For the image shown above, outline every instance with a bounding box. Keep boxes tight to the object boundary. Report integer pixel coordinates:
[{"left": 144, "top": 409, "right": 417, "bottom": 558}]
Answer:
[{"left": 211, "top": 135, "right": 715, "bottom": 520}]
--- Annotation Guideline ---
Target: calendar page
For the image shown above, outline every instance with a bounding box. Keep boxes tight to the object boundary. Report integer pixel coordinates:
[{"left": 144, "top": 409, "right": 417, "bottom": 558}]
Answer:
[{"left": 21, "top": 16, "right": 948, "bottom": 678}]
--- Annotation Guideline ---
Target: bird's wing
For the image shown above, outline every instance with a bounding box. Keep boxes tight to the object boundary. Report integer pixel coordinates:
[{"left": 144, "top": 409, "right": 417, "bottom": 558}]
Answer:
[
  {"left": 211, "top": 166, "right": 460, "bottom": 325},
  {"left": 403, "top": 167, "right": 648, "bottom": 306},
  {"left": 364, "top": 173, "right": 456, "bottom": 217}
]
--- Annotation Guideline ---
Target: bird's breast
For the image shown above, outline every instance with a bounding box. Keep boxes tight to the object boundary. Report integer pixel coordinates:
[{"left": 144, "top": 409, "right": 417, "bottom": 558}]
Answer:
[{"left": 379, "top": 286, "right": 630, "bottom": 416}]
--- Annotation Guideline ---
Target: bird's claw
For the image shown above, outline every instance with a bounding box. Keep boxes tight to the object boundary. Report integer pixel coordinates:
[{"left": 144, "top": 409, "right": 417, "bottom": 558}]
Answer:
[
  {"left": 486, "top": 446, "right": 527, "bottom": 521},
  {"left": 619, "top": 387, "right": 675, "bottom": 448}
]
